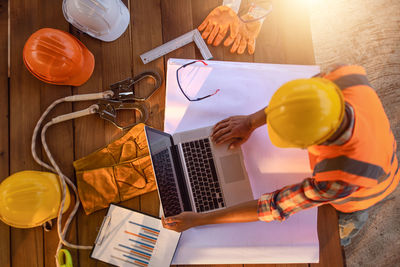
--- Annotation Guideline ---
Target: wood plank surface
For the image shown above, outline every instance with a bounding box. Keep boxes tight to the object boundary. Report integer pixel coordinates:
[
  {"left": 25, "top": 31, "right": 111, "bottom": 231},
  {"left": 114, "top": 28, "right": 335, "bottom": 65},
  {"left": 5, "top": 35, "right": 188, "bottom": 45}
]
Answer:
[
  {"left": 71, "top": 29, "right": 110, "bottom": 267},
  {"left": 9, "top": 0, "right": 63, "bottom": 265},
  {"left": 34, "top": 2, "right": 76, "bottom": 266},
  {"left": 246, "top": 265, "right": 309, "bottom": 267},
  {"left": 310, "top": 205, "right": 344, "bottom": 267},
  {"left": 130, "top": 0, "right": 164, "bottom": 217},
  {"left": 72, "top": 1, "right": 136, "bottom": 266},
  {"left": 0, "top": 0, "right": 10, "bottom": 266}
]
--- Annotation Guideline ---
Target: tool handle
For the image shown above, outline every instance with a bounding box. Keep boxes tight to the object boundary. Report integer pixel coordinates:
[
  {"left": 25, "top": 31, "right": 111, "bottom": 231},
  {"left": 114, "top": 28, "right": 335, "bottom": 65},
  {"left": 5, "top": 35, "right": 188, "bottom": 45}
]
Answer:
[
  {"left": 64, "top": 91, "right": 113, "bottom": 102},
  {"left": 51, "top": 105, "right": 99, "bottom": 124}
]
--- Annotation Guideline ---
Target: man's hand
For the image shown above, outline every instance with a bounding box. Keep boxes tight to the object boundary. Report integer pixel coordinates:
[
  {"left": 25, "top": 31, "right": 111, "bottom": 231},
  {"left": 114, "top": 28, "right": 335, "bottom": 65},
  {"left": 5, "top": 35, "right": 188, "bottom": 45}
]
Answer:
[
  {"left": 162, "top": 212, "right": 203, "bottom": 232},
  {"left": 211, "top": 115, "right": 253, "bottom": 149}
]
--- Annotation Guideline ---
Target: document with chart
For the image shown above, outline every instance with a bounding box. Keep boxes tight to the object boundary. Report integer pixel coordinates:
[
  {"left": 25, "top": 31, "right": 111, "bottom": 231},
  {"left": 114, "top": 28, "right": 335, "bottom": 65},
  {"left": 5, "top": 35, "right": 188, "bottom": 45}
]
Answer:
[{"left": 91, "top": 204, "right": 181, "bottom": 267}]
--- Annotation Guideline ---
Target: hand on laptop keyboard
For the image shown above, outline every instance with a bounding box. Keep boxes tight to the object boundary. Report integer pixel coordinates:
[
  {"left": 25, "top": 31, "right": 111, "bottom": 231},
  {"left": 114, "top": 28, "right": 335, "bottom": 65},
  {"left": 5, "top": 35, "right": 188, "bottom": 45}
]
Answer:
[
  {"left": 211, "top": 109, "right": 267, "bottom": 149},
  {"left": 211, "top": 115, "right": 253, "bottom": 149}
]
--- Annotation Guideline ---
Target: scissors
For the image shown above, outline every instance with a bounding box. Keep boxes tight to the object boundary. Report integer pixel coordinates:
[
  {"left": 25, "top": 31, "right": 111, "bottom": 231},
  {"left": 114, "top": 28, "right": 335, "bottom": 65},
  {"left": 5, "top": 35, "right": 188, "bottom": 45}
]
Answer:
[{"left": 57, "top": 249, "right": 73, "bottom": 267}]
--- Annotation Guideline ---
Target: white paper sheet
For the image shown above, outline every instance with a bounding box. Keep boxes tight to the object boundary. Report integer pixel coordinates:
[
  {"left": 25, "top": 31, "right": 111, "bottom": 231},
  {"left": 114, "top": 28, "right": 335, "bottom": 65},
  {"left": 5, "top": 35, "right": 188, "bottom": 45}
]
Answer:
[
  {"left": 91, "top": 204, "right": 181, "bottom": 267},
  {"left": 165, "top": 58, "right": 321, "bottom": 264}
]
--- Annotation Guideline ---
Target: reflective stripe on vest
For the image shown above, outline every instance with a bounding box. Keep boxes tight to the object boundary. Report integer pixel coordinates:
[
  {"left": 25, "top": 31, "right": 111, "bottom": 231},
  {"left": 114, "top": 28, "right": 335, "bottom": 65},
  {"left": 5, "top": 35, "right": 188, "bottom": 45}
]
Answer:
[
  {"left": 333, "top": 74, "right": 372, "bottom": 90},
  {"left": 313, "top": 155, "right": 386, "bottom": 182},
  {"left": 310, "top": 65, "right": 399, "bottom": 212},
  {"left": 331, "top": 154, "right": 399, "bottom": 211}
]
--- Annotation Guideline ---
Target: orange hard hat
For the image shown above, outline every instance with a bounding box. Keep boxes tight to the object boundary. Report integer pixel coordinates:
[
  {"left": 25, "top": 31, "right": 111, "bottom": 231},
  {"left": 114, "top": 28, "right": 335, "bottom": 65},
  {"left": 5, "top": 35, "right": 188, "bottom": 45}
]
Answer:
[{"left": 23, "top": 28, "right": 94, "bottom": 86}]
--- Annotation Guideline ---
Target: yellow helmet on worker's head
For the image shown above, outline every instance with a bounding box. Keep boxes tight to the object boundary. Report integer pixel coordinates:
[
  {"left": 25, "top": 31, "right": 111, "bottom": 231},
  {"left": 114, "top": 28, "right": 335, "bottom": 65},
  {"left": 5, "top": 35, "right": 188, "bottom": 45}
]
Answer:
[
  {"left": 0, "top": 171, "right": 70, "bottom": 228},
  {"left": 265, "top": 78, "right": 345, "bottom": 148}
]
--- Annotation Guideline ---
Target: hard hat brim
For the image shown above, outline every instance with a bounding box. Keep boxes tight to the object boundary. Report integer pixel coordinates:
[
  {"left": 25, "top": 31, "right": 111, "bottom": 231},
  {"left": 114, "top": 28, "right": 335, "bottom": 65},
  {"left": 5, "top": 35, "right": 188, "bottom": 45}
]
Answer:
[
  {"left": 96, "top": 4, "right": 130, "bottom": 42},
  {"left": 267, "top": 123, "right": 297, "bottom": 148},
  {"left": 66, "top": 37, "right": 95, "bottom": 86}
]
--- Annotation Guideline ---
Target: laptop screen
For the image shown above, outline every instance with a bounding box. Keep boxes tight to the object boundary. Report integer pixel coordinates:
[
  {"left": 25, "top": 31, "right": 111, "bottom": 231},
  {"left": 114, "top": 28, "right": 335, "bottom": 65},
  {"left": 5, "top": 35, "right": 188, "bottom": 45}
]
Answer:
[{"left": 145, "top": 127, "right": 185, "bottom": 217}]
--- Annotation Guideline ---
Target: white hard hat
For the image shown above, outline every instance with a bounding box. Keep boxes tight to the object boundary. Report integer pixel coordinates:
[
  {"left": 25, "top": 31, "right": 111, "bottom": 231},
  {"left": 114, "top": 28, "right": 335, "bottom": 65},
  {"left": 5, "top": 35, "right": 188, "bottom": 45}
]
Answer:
[{"left": 62, "top": 0, "right": 130, "bottom": 42}]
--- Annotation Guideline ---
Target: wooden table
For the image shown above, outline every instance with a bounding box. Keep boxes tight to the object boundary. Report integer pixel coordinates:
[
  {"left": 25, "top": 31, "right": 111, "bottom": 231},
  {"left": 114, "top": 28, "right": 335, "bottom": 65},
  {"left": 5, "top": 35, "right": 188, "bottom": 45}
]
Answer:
[{"left": 1, "top": 0, "right": 344, "bottom": 266}]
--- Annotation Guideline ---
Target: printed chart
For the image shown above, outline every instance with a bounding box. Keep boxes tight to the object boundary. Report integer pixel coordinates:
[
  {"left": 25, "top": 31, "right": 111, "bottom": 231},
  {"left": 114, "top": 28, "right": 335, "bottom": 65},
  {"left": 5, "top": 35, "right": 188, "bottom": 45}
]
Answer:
[
  {"left": 91, "top": 204, "right": 181, "bottom": 267},
  {"left": 111, "top": 222, "right": 160, "bottom": 267}
]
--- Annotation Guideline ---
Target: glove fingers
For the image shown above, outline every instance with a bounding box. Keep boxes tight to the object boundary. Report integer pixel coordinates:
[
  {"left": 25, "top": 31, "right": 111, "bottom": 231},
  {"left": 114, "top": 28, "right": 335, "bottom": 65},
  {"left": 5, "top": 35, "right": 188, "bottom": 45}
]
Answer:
[
  {"left": 224, "top": 35, "right": 235, "bottom": 47},
  {"left": 198, "top": 18, "right": 209, "bottom": 32},
  {"left": 202, "top": 23, "right": 215, "bottom": 39},
  {"left": 237, "top": 38, "right": 247, "bottom": 54},
  {"left": 207, "top": 25, "right": 220, "bottom": 45},
  {"left": 229, "top": 20, "right": 240, "bottom": 38},
  {"left": 248, "top": 39, "right": 256, "bottom": 54},
  {"left": 230, "top": 34, "right": 241, "bottom": 53},
  {"left": 213, "top": 27, "right": 228, "bottom": 46}
]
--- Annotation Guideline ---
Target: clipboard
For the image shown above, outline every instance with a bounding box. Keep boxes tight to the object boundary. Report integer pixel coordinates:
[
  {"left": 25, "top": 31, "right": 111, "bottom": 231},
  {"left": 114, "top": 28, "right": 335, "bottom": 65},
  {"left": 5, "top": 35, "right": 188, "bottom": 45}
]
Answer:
[{"left": 90, "top": 204, "right": 181, "bottom": 267}]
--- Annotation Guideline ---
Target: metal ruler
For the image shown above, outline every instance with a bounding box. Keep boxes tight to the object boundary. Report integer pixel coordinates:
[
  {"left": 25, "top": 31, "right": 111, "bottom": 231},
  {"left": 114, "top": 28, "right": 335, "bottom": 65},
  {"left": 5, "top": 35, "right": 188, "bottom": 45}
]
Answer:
[{"left": 140, "top": 29, "right": 213, "bottom": 64}]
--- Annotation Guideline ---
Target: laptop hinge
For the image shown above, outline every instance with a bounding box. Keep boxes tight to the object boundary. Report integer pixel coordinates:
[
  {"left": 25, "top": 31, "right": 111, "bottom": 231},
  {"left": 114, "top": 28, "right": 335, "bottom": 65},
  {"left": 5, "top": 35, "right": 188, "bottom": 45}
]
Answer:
[{"left": 171, "top": 144, "right": 192, "bottom": 212}]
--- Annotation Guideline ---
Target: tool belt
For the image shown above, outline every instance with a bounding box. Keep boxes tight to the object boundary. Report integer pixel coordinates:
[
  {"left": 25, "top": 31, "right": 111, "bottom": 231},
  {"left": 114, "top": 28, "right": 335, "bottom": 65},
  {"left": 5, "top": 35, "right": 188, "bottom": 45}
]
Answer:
[{"left": 73, "top": 123, "right": 156, "bottom": 215}]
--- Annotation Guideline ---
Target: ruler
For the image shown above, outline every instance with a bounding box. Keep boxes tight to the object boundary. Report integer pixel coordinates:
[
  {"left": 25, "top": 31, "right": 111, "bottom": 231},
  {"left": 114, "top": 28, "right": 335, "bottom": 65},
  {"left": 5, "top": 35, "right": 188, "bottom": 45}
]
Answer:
[{"left": 140, "top": 29, "right": 213, "bottom": 64}]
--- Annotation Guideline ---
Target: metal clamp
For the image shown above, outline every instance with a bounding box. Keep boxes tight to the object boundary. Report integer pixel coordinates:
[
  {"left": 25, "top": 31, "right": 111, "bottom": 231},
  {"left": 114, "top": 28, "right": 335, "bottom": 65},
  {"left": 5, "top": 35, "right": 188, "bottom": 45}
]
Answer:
[
  {"left": 110, "top": 71, "right": 162, "bottom": 102},
  {"left": 97, "top": 99, "right": 149, "bottom": 130}
]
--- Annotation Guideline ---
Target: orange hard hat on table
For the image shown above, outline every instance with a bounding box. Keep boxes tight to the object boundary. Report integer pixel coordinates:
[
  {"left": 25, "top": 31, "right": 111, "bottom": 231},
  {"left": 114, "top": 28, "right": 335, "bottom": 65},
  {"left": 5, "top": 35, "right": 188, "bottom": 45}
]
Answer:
[{"left": 23, "top": 28, "right": 94, "bottom": 86}]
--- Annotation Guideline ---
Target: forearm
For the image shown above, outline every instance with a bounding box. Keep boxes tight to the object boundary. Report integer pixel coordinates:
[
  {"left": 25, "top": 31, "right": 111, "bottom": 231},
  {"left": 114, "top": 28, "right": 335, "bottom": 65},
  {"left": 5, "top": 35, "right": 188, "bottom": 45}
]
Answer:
[
  {"left": 197, "top": 199, "right": 259, "bottom": 226},
  {"left": 258, "top": 179, "right": 359, "bottom": 222},
  {"left": 248, "top": 106, "right": 267, "bottom": 130}
]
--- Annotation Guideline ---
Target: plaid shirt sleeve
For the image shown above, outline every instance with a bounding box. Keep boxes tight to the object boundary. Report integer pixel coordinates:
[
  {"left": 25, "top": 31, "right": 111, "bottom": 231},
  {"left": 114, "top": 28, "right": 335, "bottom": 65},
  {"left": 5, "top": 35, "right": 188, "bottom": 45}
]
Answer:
[{"left": 257, "top": 179, "right": 359, "bottom": 222}]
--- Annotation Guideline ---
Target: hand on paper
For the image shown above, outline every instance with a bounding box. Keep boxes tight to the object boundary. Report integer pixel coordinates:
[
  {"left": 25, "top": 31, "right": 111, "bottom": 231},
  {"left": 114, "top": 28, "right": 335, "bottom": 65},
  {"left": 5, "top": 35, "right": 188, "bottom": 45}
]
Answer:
[
  {"left": 211, "top": 115, "right": 253, "bottom": 149},
  {"left": 162, "top": 212, "right": 203, "bottom": 232},
  {"left": 198, "top": 6, "right": 240, "bottom": 46}
]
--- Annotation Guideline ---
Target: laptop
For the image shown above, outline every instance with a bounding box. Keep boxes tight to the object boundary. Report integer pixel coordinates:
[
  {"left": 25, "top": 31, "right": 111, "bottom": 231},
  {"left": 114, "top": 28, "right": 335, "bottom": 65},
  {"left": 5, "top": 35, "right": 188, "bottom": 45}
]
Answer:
[{"left": 144, "top": 125, "right": 253, "bottom": 217}]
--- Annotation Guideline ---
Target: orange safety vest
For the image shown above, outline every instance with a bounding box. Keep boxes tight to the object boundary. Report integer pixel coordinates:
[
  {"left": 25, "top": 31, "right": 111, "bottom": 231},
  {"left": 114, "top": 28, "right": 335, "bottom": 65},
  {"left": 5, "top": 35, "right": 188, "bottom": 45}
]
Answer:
[{"left": 308, "top": 65, "right": 399, "bottom": 213}]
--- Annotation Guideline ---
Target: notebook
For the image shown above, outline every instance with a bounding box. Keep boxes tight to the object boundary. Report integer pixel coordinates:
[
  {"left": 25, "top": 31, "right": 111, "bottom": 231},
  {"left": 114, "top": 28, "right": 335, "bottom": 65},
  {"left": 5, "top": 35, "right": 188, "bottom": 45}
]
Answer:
[{"left": 90, "top": 204, "right": 181, "bottom": 267}]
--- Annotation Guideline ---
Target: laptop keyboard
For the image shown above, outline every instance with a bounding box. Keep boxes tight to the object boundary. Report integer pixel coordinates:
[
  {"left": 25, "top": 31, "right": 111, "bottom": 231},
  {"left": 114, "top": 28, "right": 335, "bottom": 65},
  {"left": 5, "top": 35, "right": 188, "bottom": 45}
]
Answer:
[
  {"left": 152, "top": 149, "right": 182, "bottom": 217},
  {"left": 181, "top": 138, "right": 225, "bottom": 212}
]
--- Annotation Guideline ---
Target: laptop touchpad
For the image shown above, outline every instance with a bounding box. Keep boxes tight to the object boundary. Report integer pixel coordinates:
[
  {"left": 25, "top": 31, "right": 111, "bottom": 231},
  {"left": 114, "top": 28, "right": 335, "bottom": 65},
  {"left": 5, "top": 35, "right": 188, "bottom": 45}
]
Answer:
[{"left": 219, "top": 154, "right": 245, "bottom": 184}]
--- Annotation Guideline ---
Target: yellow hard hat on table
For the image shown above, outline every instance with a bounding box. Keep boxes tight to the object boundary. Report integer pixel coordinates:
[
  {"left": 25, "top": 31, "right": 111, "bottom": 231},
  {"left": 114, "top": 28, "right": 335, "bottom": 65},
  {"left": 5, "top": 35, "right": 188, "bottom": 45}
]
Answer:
[
  {"left": 0, "top": 171, "right": 71, "bottom": 228},
  {"left": 265, "top": 78, "right": 345, "bottom": 148}
]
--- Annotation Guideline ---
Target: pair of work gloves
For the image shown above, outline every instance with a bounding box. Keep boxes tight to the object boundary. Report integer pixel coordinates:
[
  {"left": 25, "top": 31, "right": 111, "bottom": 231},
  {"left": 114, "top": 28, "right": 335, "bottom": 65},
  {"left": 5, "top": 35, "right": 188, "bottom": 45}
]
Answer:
[
  {"left": 198, "top": 3, "right": 270, "bottom": 55},
  {"left": 73, "top": 123, "right": 156, "bottom": 215}
]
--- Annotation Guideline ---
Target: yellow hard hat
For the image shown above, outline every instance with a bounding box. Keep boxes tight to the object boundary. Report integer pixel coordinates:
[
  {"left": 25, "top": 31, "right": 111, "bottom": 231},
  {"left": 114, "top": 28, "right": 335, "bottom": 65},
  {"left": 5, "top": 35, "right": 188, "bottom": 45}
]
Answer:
[
  {"left": 265, "top": 78, "right": 345, "bottom": 148},
  {"left": 0, "top": 171, "right": 70, "bottom": 228}
]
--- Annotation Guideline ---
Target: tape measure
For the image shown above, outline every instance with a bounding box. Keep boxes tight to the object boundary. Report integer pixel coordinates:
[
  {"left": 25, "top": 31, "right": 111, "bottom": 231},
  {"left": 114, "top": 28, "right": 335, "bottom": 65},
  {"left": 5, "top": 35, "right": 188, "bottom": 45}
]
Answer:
[{"left": 140, "top": 29, "right": 213, "bottom": 64}]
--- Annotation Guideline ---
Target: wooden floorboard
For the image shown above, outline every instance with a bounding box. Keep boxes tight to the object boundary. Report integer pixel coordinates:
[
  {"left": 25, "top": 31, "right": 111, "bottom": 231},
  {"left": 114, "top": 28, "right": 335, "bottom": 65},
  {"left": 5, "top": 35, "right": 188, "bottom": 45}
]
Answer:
[
  {"left": 35, "top": 2, "right": 76, "bottom": 267},
  {"left": 310, "top": 206, "right": 344, "bottom": 267},
  {"left": 71, "top": 0, "right": 136, "bottom": 264},
  {"left": 9, "top": 0, "right": 45, "bottom": 265},
  {"left": 0, "top": 0, "right": 10, "bottom": 266},
  {"left": 71, "top": 26, "right": 110, "bottom": 267},
  {"left": 161, "top": 0, "right": 196, "bottom": 64},
  {"left": 129, "top": 0, "right": 165, "bottom": 218}
]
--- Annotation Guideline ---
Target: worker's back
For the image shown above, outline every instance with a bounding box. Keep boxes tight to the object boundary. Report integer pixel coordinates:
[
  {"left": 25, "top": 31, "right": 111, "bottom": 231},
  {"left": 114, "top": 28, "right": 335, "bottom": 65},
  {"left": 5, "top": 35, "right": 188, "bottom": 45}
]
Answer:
[{"left": 308, "top": 65, "right": 399, "bottom": 212}]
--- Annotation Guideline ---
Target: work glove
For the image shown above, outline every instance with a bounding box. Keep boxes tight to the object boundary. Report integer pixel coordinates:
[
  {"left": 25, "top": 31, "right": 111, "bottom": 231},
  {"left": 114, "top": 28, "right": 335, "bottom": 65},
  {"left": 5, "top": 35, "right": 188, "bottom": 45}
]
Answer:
[
  {"left": 198, "top": 5, "right": 241, "bottom": 46},
  {"left": 223, "top": 13, "right": 262, "bottom": 54},
  {"left": 73, "top": 123, "right": 156, "bottom": 215},
  {"left": 224, "top": 3, "right": 271, "bottom": 54}
]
